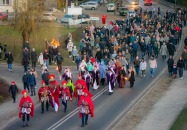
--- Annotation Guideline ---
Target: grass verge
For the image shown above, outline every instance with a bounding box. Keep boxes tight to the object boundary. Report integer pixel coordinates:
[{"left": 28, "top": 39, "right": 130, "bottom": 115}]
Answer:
[
  {"left": 170, "top": 107, "right": 187, "bottom": 130},
  {"left": 0, "top": 25, "right": 82, "bottom": 66}
]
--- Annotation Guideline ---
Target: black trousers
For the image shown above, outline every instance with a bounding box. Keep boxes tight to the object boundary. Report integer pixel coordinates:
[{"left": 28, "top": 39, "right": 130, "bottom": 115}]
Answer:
[
  {"left": 41, "top": 100, "right": 49, "bottom": 112},
  {"left": 130, "top": 80, "right": 134, "bottom": 88},
  {"left": 100, "top": 78, "right": 105, "bottom": 85},
  {"left": 32, "top": 62, "right": 36, "bottom": 69},
  {"left": 62, "top": 100, "right": 67, "bottom": 112},
  {"left": 57, "top": 62, "right": 62, "bottom": 72},
  {"left": 81, "top": 113, "right": 89, "bottom": 125},
  {"left": 22, "top": 113, "right": 30, "bottom": 122},
  {"left": 23, "top": 83, "right": 30, "bottom": 91},
  {"left": 11, "top": 93, "right": 16, "bottom": 102}
]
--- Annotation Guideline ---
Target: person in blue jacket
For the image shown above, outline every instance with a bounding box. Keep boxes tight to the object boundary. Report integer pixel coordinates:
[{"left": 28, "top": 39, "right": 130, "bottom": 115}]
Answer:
[{"left": 28, "top": 71, "right": 36, "bottom": 96}]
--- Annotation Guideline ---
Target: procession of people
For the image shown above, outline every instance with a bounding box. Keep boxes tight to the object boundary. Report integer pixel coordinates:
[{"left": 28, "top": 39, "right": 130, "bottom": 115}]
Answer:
[{"left": 3, "top": 6, "right": 187, "bottom": 128}]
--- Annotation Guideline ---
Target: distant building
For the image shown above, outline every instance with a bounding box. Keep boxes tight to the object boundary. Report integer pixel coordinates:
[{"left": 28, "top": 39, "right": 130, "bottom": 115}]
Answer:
[{"left": 0, "top": 0, "right": 14, "bottom": 12}]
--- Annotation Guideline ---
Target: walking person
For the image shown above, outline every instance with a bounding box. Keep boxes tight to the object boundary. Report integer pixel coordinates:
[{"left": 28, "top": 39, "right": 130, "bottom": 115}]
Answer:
[
  {"left": 167, "top": 56, "right": 174, "bottom": 77},
  {"left": 0, "top": 43, "right": 3, "bottom": 59},
  {"left": 181, "top": 48, "right": 187, "bottom": 70},
  {"left": 128, "top": 66, "right": 136, "bottom": 88},
  {"left": 140, "top": 58, "right": 147, "bottom": 77},
  {"left": 149, "top": 55, "right": 157, "bottom": 77},
  {"left": 172, "top": 64, "right": 178, "bottom": 79},
  {"left": 133, "top": 56, "right": 140, "bottom": 76},
  {"left": 38, "top": 80, "right": 50, "bottom": 113},
  {"left": 7, "top": 52, "right": 14, "bottom": 72},
  {"left": 160, "top": 42, "right": 167, "bottom": 60},
  {"left": 28, "top": 71, "right": 36, "bottom": 96},
  {"left": 38, "top": 53, "right": 44, "bottom": 68},
  {"left": 177, "top": 56, "right": 185, "bottom": 79},
  {"left": 56, "top": 52, "right": 63, "bottom": 73},
  {"left": 9, "top": 81, "right": 18, "bottom": 103},
  {"left": 72, "top": 46, "right": 78, "bottom": 62},
  {"left": 19, "top": 90, "right": 34, "bottom": 127},
  {"left": 31, "top": 48, "right": 37, "bottom": 69},
  {"left": 22, "top": 72, "right": 30, "bottom": 92},
  {"left": 60, "top": 81, "right": 71, "bottom": 113}
]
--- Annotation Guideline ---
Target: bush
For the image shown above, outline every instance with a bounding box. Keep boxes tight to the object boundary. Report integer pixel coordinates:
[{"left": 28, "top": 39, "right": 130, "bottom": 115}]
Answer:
[
  {"left": 0, "top": 95, "right": 4, "bottom": 103},
  {"left": 0, "top": 78, "right": 10, "bottom": 102}
]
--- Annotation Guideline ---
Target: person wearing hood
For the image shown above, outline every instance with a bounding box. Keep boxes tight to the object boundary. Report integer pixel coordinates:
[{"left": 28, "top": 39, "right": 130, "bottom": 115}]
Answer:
[
  {"left": 106, "top": 68, "right": 116, "bottom": 95},
  {"left": 92, "top": 66, "right": 100, "bottom": 90}
]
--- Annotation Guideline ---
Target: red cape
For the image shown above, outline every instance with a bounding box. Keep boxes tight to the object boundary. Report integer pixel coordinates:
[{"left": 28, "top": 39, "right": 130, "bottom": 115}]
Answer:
[
  {"left": 19, "top": 96, "right": 34, "bottom": 118},
  {"left": 78, "top": 95, "right": 94, "bottom": 118},
  {"left": 50, "top": 87, "right": 60, "bottom": 107},
  {"left": 60, "top": 87, "right": 71, "bottom": 98},
  {"left": 38, "top": 86, "right": 50, "bottom": 102},
  {"left": 74, "top": 79, "right": 92, "bottom": 97}
]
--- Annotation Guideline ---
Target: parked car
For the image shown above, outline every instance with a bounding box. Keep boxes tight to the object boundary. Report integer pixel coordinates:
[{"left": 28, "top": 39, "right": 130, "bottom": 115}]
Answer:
[
  {"left": 61, "top": 14, "right": 75, "bottom": 23},
  {"left": 118, "top": 7, "right": 129, "bottom": 16},
  {"left": 79, "top": 2, "right": 99, "bottom": 10},
  {"left": 0, "top": 13, "right": 8, "bottom": 21},
  {"left": 41, "top": 12, "right": 57, "bottom": 22},
  {"left": 128, "top": 10, "right": 137, "bottom": 17},
  {"left": 78, "top": 14, "right": 90, "bottom": 23},
  {"left": 106, "top": 3, "right": 115, "bottom": 12}
]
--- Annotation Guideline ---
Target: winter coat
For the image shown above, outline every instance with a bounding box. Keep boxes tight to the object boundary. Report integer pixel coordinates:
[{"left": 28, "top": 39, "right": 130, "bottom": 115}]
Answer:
[
  {"left": 177, "top": 59, "right": 185, "bottom": 68},
  {"left": 149, "top": 59, "right": 157, "bottom": 68},
  {"left": 31, "top": 51, "right": 37, "bottom": 62},
  {"left": 67, "top": 42, "right": 74, "bottom": 52},
  {"left": 90, "top": 36, "right": 95, "bottom": 47},
  {"left": 28, "top": 74, "right": 36, "bottom": 86},
  {"left": 42, "top": 72, "right": 49, "bottom": 85},
  {"left": 56, "top": 55, "right": 63, "bottom": 63},
  {"left": 167, "top": 58, "right": 174, "bottom": 67},
  {"left": 72, "top": 48, "right": 78, "bottom": 57},
  {"left": 182, "top": 51, "right": 187, "bottom": 60},
  {"left": 7, "top": 54, "right": 14, "bottom": 64},
  {"left": 99, "top": 64, "right": 106, "bottom": 79},
  {"left": 140, "top": 61, "right": 147, "bottom": 70},
  {"left": 22, "top": 74, "right": 29, "bottom": 84},
  {"left": 167, "top": 43, "right": 175, "bottom": 56},
  {"left": 43, "top": 52, "right": 49, "bottom": 60},
  {"left": 160, "top": 44, "right": 167, "bottom": 55},
  {"left": 9, "top": 85, "right": 18, "bottom": 94},
  {"left": 38, "top": 54, "right": 44, "bottom": 65},
  {"left": 42, "top": 72, "right": 49, "bottom": 84},
  {"left": 86, "top": 62, "right": 93, "bottom": 72}
]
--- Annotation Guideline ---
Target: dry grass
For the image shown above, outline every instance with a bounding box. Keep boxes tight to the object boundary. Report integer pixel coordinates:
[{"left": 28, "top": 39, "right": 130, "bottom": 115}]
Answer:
[{"left": 0, "top": 25, "right": 81, "bottom": 65}]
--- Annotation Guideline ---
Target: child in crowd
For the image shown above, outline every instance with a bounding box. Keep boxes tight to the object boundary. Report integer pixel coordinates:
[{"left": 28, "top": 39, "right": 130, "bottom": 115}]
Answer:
[{"left": 172, "top": 64, "right": 177, "bottom": 79}]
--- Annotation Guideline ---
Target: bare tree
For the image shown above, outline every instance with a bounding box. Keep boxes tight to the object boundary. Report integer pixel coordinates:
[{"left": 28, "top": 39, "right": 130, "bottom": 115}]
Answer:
[{"left": 14, "top": 0, "right": 45, "bottom": 45}]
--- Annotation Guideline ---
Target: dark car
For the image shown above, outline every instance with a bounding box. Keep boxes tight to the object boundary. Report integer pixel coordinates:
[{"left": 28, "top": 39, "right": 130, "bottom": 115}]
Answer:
[
  {"left": 118, "top": 7, "right": 129, "bottom": 16},
  {"left": 78, "top": 14, "right": 90, "bottom": 24}
]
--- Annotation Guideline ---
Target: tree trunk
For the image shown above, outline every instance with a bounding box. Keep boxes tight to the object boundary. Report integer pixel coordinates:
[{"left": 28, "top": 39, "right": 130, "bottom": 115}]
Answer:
[{"left": 22, "top": 30, "right": 30, "bottom": 45}]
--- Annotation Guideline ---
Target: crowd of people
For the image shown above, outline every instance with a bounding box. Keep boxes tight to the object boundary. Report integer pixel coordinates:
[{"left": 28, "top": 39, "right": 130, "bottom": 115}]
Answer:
[{"left": 4, "top": 7, "right": 187, "bottom": 128}]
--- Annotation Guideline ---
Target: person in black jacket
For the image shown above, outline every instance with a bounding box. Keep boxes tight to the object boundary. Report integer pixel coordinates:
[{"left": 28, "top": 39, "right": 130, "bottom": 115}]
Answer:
[
  {"left": 167, "top": 42, "right": 176, "bottom": 56},
  {"left": 7, "top": 52, "right": 14, "bottom": 72},
  {"left": 167, "top": 56, "right": 174, "bottom": 77},
  {"left": 0, "top": 43, "right": 3, "bottom": 59},
  {"left": 95, "top": 48, "right": 103, "bottom": 63},
  {"left": 9, "top": 81, "right": 18, "bottom": 103},
  {"left": 31, "top": 48, "right": 37, "bottom": 69},
  {"left": 177, "top": 56, "right": 185, "bottom": 79},
  {"left": 56, "top": 52, "right": 63, "bottom": 73},
  {"left": 42, "top": 69, "right": 50, "bottom": 85},
  {"left": 22, "top": 72, "right": 29, "bottom": 92}
]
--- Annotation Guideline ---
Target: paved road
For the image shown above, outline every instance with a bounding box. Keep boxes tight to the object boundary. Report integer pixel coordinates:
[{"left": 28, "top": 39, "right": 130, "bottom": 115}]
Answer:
[{"left": 3, "top": 1, "right": 175, "bottom": 130}]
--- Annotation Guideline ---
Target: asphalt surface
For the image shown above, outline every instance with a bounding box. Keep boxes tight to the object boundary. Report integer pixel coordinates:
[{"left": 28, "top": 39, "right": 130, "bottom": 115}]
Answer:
[{"left": 3, "top": 1, "right": 175, "bottom": 130}]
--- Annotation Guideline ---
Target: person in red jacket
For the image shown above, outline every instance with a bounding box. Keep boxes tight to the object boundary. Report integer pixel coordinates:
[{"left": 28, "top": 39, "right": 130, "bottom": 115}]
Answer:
[
  {"left": 60, "top": 81, "right": 71, "bottom": 113},
  {"left": 19, "top": 90, "right": 34, "bottom": 127},
  {"left": 78, "top": 92, "right": 94, "bottom": 127},
  {"left": 38, "top": 80, "right": 50, "bottom": 113},
  {"left": 48, "top": 74, "right": 60, "bottom": 112}
]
